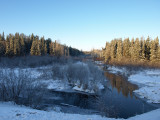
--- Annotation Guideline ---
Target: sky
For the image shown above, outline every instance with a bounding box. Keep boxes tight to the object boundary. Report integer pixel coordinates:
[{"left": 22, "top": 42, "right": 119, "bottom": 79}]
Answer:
[{"left": 0, "top": 0, "right": 160, "bottom": 51}]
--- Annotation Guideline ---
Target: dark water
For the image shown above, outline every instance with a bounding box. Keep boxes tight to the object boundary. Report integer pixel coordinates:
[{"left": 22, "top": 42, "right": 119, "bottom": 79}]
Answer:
[
  {"left": 41, "top": 70, "right": 158, "bottom": 119},
  {"left": 99, "top": 72, "right": 157, "bottom": 118}
]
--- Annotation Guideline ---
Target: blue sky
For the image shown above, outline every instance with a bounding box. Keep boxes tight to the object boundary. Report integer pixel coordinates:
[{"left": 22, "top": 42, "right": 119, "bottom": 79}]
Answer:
[{"left": 0, "top": 0, "right": 160, "bottom": 51}]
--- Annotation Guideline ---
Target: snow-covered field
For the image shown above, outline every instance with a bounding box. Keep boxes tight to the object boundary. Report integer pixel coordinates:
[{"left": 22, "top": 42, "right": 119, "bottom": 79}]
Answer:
[
  {"left": 107, "top": 66, "right": 160, "bottom": 103},
  {"left": 0, "top": 102, "right": 160, "bottom": 120}
]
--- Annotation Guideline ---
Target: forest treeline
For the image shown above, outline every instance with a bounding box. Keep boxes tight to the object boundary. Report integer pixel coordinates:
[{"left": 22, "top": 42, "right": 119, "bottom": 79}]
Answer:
[
  {"left": 0, "top": 32, "right": 83, "bottom": 57},
  {"left": 103, "top": 36, "right": 160, "bottom": 67}
]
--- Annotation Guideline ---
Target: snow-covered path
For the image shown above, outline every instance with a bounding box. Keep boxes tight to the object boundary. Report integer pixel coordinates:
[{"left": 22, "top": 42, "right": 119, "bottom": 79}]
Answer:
[{"left": 0, "top": 102, "right": 160, "bottom": 120}]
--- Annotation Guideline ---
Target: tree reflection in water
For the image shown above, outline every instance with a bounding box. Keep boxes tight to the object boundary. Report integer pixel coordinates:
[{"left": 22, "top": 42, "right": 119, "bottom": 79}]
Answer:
[{"left": 104, "top": 72, "right": 138, "bottom": 98}]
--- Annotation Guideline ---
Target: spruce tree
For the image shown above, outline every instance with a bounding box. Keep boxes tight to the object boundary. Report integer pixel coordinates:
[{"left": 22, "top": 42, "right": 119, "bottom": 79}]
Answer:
[
  {"left": 5, "top": 36, "right": 10, "bottom": 56},
  {"left": 9, "top": 34, "right": 14, "bottom": 56},
  {"left": 49, "top": 42, "right": 54, "bottom": 55},
  {"left": 116, "top": 39, "right": 123, "bottom": 61},
  {"left": 14, "top": 33, "right": 20, "bottom": 56},
  {"left": 130, "top": 38, "right": 135, "bottom": 60},
  {"left": 145, "top": 36, "right": 151, "bottom": 60},
  {"left": 157, "top": 45, "right": 160, "bottom": 61},
  {"left": 44, "top": 42, "right": 47, "bottom": 55},
  {"left": 123, "top": 38, "right": 130, "bottom": 58},
  {"left": 133, "top": 38, "right": 141, "bottom": 61},
  {"left": 40, "top": 37, "right": 45, "bottom": 55},
  {"left": 0, "top": 33, "right": 6, "bottom": 56},
  {"left": 20, "top": 34, "right": 25, "bottom": 55},
  {"left": 110, "top": 40, "right": 117, "bottom": 61},
  {"left": 104, "top": 42, "right": 111, "bottom": 62},
  {"left": 150, "top": 40, "right": 156, "bottom": 62},
  {"left": 155, "top": 37, "right": 159, "bottom": 60},
  {"left": 140, "top": 37, "right": 145, "bottom": 60},
  {"left": 33, "top": 37, "right": 41, "bottom": 56},
  {"left": 30, "top": 37, "right": 36, "bottom": 55}
]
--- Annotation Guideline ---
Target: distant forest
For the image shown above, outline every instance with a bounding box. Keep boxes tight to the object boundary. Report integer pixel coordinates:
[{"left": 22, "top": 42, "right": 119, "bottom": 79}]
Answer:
[
  {"left": 0, "top": 32, "right": 83, "bottom": 57},
  {"left": 103, "top": 36, "right": 160, "bottom": 67}
]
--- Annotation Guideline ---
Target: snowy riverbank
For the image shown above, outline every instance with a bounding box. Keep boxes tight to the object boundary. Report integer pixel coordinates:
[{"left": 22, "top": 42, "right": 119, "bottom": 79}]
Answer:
[
  {"left": 107, "top": 66, "right": 160, "bottom": 103},
  {"left": 0, "top": 102, "right": 160, "bottom": 120},
  {"left": 128, "top": 69, "right": 160, "bottom": 103}
]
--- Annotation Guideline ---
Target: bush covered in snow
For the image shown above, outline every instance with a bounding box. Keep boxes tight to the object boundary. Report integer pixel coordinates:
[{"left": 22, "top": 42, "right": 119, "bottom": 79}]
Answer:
[
  {"left": 0, "top": 69, "right": 46, "bottom": 108},
  {"left": 51, "top": 61, "right": 106, "bottom": 93}
]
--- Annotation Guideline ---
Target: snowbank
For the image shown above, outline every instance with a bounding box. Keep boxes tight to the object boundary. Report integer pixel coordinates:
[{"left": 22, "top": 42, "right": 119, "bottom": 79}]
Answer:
[
  {"left": 0, "top": 102, "right": 160, "bottom": 120},
  {"left": 128, "top": 69, "right": 160, "bottom": 103},
  {"left": 73, "top": 86, "right": 95, "bottom": 93},
  {"left": 0, "top": 102, "right": 112, "bottom": 120},
  {"left": 41, "top": 79, "right": 70, "bottom": 90},
  {"left": 127, "top": 108, "right": 160, "bottom": 120},
  {"left": 107, "top": 66, "right": 129, "bottom": 76}
]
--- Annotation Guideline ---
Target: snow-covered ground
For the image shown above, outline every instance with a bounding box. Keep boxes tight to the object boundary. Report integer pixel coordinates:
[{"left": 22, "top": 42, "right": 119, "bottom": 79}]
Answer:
[
  {"left": 0, "top": 102, "right": 160, "bottom": 120},
  {"left": 128, "top": 69, "right": 160, "bottom": 103},
  {"left": 106, "top": 66, "right": 129, "bottom": 76},
  {"left": 0, "top": 102, "right": 111, "bottom": 120}
]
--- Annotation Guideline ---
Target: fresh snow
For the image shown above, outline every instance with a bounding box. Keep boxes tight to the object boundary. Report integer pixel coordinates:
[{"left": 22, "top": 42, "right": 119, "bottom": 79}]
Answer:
[
  {"left": 73, "top": 86, "right": 95, "bottom": 93},
  {"left": 107, "top": 66, "right": 129, "bottom": 76},
  {"left": 0, "top": 102, "right": 160, "bottom": 120},
  {"left": 42, "top": 79, "right": 70, "bottom": 90},
  {"left": 0, "top": 102, "right": 112, "bottom": 120},
  {"left": 0, "top": 68, "right": 42, "bottom": 79},
  {"left": 128, "top": 69, "right": 160, "bottom": 103}
]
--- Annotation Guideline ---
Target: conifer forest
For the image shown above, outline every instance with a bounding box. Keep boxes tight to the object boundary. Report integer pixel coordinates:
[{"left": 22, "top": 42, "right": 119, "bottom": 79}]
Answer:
[
  {"left": 103, "top": 37, "right": 160, "bottom": 67},
  {"left": 0, "top": 32, "right": 83, "bottom": 57}
]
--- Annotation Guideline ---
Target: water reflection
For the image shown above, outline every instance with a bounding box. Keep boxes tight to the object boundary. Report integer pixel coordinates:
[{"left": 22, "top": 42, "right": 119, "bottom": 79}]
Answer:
[
  {"left": 104, "top": 72, "right": 138, "bottom": 97},
  {"left": 39, "top": 68, "right": 156, "bottom": 119}
]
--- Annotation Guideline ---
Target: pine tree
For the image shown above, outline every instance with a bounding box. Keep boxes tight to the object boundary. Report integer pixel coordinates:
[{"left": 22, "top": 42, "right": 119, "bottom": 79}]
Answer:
[
  {"left": 155, "top": 37, "right": 159, "bottom": 60},
  {"left": 123, "top": 38, "right": 130, "bottom": 58},
  {"left": 33, "top": 37, "right": 41, "bottom": 56},
  {"left": 5, "top": 36, "right": 10, "bottom": 56},
  {"left": 130, "top": 38, "right": 135, "bottom": 60},
  {"left": 150, "top": 40, "right": 156, "bottom": 62},
  {"left": 9, "top": 34, "right": 14, "bottom": 56},
  {"left": 145, "top": 36, "right": 151, "bottom": 60},
  {"left": 30, "top": 37, "right": 36, "bottom": 55},
  {"left": 49, "top": 42, "right": 54, "bottom": 55},
  {"left": 2, "top": 32, "right": 4, "bottom": 41},
  {"left": 44, "top": 42, "right": 47, "bottom": 55},
  {"left": 110, "top": 40, "right": 117, "bottom": 60},
  {"left": 14, "top": 33, "right": 20, "bottom": 56},
  {"left": 157, "top": 45, "right": 160, "bottom": 61},
  {"left": 133, "top": 38, "right": 141, "bottom": 61},
  {"left": 0, "top": 33, "right": 6, "bottom": 56},
  {"left": 60, "top": 45, "right": 64, "bottom": 56},
  {"left": 14, "top": 39, "right": 20, "bottom": 56},
  {"left": 40, "top": 37, "right": 45, "bottom": 55},
  {"left": 140, "top": 37, "right": 145, "bottom": 60},
  {"left": 104, "top": 42, "right": 111, "bottom": 62},
  {"left": 20, "top": 34, "right": 25, "bottom": 55},
  {"left": 116, "top": 39, "right": 123, "bottom": 61},
  {"left": 45, "top": 38, "right": 51, "bottom": 54}
]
